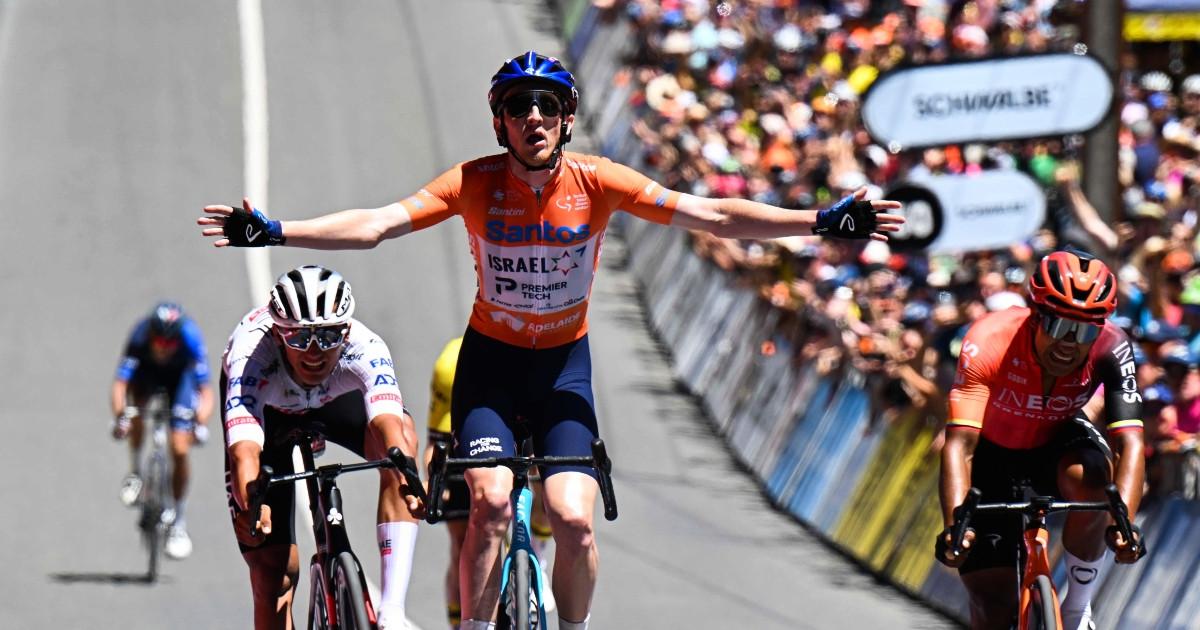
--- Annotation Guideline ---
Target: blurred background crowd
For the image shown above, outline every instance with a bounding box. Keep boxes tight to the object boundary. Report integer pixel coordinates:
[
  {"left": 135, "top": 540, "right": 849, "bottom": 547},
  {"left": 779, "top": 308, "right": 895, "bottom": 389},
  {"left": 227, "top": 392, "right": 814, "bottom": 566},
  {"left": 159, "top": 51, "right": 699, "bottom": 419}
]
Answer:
[{"left": 596, "top": 0, "right": 1200, "bottom": 500}]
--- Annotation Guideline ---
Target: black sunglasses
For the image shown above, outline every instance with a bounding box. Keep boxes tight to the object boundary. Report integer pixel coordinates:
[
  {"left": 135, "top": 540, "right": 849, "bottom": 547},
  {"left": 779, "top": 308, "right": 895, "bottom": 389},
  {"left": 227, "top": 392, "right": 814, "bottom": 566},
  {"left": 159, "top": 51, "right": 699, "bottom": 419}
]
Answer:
[
  {"left": 1036, "top": 308, "right": 1102, "bottom": 344},
  {"left": 277, "top": 325, "right": 349, "bottom": 351},
  {"left": 501, "top": 91, "right": 563, "bottom": 118}
]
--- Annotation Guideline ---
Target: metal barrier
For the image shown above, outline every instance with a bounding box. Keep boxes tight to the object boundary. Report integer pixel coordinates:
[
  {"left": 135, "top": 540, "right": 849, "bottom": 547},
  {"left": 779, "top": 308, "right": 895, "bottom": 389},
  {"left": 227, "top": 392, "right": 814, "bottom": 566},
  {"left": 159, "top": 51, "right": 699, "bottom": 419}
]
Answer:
[{"left": 555, "top": 5, "right": 1200, "bottom": 627}]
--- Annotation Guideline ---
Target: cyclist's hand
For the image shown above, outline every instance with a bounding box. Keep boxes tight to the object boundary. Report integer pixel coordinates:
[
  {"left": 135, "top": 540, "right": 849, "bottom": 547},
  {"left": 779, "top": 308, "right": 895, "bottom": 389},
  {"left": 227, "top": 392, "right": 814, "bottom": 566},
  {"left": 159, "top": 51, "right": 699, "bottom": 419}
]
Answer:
[
  {"left": 192, "top": 423, "right": 210, "bottom": 446},
  {"left": 403, "top": 485, "right": 427, "bottom": 520},
  {"left": 811, "top": 188, "right": 903, "bottom": 241},
  {"left": 110, "top": 410, "right": 133, "bottom": 440},
  {"left": 1107, "top": 524, "right": 1147, "bottom": 564},
  {"left": 198, "top": 197, "right": 285, "bottom": 247},
  {"left": 234, "top": 504, "right": 273, "bottom": 547},
  {"left": 935, "top": 526, "right": 975, "bottom": 568}
]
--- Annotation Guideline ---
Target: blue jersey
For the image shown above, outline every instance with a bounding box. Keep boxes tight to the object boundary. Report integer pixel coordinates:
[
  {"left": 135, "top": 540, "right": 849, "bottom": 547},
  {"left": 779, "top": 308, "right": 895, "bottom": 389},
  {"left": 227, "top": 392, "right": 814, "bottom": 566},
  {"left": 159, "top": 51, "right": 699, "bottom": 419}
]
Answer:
[{"left": 116, "top": 317, "right": 210, "bottom": 385}]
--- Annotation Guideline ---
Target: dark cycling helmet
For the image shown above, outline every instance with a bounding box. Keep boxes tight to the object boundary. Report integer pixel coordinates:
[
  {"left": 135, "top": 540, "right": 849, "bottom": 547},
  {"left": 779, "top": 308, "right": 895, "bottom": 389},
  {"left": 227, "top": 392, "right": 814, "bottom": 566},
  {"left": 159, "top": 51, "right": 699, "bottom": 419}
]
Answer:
[
  {"left": 149, "top": 302, "right": 185, "bottom": 339},
  {"left": 488, "top": 52, "right": 579, "bottom": 168},
  {"left": 1028, "top": 249, "right": 1117, "bottom": 324},
  {"left": 487, "top": 51, "right": 579, "bottom": 117}
]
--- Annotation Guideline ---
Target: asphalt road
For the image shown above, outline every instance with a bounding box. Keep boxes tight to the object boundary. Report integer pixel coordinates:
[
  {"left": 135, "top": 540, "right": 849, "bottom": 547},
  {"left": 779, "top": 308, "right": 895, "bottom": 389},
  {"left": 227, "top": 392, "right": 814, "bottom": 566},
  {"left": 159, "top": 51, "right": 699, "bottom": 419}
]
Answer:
[{"left": 0, "top": 1, "right": 955, "bottom": 627}]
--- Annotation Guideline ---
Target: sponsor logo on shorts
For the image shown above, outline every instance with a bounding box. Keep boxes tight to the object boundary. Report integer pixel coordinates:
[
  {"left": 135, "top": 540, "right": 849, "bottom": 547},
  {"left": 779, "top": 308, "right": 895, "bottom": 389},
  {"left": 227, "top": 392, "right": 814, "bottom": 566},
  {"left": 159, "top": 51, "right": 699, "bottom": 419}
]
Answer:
[{"left": 469, "top": 436, "right": 504, "bottom": 457}]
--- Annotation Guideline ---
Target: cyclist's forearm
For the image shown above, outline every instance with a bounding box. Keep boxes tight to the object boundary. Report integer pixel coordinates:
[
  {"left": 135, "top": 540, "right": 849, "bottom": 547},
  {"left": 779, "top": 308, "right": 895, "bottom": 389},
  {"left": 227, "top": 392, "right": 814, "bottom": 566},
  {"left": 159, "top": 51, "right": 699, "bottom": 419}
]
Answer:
[
  {"left": 281, "top": 203, "right": 412, "bottom": 249},
  {"left": 195, "top": 384, "right": 215, "bottom": 425},
  {"left": 1111, "top": 430, "right": 1146, "bottom": 517},
  {"left": 111, "top": 380, "right": 128, "bottom": 417},
  {"left": 230, "top": 441, "right": 262, "bottom": 511},
  {"left": 939, "top": 430, "right": 976, "bottom": 526},
  {"left": 369, "top": 413, "right": 419, "bottom": 456},
  {"left": 671, "top": 195, "right": 819, "bottom": 239}
]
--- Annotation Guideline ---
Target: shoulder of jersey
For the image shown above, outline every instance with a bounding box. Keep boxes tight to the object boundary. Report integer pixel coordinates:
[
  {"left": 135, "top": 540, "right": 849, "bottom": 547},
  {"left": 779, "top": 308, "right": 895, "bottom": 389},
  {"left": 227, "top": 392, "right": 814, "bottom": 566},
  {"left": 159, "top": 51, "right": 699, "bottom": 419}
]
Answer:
[
  {"left": 464, "top": 154, "right": 508, "bottom": 174},
  {"left": 561, "top": 151, "right": 605, "bottom": 173}
]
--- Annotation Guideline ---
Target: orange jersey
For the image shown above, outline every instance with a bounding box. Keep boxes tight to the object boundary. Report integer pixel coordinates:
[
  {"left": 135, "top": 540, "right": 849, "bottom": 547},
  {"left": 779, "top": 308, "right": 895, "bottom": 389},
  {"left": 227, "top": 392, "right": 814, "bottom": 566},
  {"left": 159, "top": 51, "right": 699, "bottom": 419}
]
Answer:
[
  {"left": 948, "top": 308, "right": 1143, "bottom": 449},
  {"left": 399, "top": 152, "right": 680, "bottom": 348}
]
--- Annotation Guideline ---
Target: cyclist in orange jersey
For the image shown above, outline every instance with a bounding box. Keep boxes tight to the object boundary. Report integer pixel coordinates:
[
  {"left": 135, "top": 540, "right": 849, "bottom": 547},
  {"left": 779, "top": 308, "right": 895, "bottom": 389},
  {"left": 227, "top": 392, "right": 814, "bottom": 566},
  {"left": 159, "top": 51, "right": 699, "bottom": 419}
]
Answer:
[
  {"left": 938, "top": 249, "right": 1146, "bottom": 630},
  {"left": 200, "top": 51, "right": 903, "bottom": 630}
]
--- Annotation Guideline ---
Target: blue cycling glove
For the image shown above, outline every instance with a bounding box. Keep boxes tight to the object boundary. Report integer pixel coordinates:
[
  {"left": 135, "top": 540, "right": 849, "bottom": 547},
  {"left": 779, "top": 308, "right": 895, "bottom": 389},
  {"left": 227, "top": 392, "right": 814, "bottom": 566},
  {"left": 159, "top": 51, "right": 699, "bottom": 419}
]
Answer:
[
  {"left": 224, "top": 205, "right": 285, "bottom": 247},
  {"left": 812, "top": 195, "right": 878, "bottom": 239}
]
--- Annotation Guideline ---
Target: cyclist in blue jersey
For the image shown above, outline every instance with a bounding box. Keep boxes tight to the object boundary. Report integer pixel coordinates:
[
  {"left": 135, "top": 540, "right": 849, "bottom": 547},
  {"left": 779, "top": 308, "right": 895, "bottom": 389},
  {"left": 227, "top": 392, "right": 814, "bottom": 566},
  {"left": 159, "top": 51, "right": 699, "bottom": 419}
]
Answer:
[{"left": 111, "top": 302, "right": 214, "bottom": 560}]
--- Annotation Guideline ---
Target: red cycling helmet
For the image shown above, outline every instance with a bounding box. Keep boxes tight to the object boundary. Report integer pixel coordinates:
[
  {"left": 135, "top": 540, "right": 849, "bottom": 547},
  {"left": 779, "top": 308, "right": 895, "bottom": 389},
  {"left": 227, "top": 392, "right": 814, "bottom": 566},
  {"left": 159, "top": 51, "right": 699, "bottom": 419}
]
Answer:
[{"left": 1028, "top": 250, "right": 1117, "bottom": 323}]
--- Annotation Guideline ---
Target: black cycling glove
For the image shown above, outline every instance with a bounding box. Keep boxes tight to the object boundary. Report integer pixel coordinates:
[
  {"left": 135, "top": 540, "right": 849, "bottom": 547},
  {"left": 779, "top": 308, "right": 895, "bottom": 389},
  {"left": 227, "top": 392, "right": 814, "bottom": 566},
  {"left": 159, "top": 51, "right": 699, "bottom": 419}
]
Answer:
[
  {"left": 224, "top": 205, "right": 285, "bottom": 247},
  {"left": 812, "top": 195, "right": 878, "bottom": 239}
]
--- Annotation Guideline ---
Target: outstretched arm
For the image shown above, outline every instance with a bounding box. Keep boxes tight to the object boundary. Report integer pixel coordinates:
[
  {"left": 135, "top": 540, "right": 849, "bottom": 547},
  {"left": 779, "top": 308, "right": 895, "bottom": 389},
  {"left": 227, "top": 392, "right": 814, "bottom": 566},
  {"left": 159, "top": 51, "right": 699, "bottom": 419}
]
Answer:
[
  {"left": 198, "top": 197, "right": 414, "bottom": 249},
  {"left": 668, "top": 187, "right": 903, "bottom": 241}
]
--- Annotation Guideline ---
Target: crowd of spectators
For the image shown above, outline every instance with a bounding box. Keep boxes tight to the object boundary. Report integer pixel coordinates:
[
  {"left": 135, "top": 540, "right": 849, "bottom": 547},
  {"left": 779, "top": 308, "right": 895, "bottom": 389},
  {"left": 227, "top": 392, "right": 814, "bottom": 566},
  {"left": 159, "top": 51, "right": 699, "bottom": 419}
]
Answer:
[{"left": 599, "top": 0, "right": 1200, "bottom": 499}]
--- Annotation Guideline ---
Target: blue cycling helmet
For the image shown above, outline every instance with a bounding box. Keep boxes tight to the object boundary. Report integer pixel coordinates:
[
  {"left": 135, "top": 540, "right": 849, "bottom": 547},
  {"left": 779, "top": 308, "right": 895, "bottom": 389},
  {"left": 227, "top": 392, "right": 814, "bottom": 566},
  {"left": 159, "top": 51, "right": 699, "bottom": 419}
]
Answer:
[
  {"left": 488, "top": 51, "right": 579, "bottom": 116},
  {"left": 149, "top": 302, "right": 184, "bottom": 339}
]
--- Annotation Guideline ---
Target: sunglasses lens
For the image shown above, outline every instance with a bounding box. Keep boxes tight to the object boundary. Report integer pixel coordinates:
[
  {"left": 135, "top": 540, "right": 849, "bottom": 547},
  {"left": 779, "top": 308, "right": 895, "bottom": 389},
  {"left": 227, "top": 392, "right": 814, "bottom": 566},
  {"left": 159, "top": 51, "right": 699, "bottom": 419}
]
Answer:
[
  {"left": 280, "top": 328, "right": 313, "bottom": 350},
  {"left": 503, "top": 92, "right": 561, "bottom": 118},
  {"left": 313, "top": 327, "right": 347, "bottom": 350},
  {"left": 1040, "top": 311, "right": 1100, "bottom": 343}
]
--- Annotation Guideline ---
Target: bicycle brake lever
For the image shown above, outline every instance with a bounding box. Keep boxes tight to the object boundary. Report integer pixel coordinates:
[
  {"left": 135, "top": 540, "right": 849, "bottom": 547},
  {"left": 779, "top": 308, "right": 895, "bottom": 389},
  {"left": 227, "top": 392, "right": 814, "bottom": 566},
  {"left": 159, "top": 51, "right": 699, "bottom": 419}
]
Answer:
[
  {"left": 387, "top": 447, "right": 430, "bottom": 506},
  {"left": 248, "top": 465, "right": 274, "bottom": 539}
]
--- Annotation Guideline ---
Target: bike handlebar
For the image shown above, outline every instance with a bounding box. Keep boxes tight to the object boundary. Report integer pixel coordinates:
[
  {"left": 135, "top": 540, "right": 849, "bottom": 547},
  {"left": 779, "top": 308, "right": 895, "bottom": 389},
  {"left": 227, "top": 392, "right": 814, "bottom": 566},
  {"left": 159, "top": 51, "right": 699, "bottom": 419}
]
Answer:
[
  {"left": 425, "top": 438, "right": 619, "bottom": 524},
  {"left": 246, "top": 448, "right": 429, "bottom": 538},
  {"left": 947, "top": 483, "right": 1142, "bottom": 559}
]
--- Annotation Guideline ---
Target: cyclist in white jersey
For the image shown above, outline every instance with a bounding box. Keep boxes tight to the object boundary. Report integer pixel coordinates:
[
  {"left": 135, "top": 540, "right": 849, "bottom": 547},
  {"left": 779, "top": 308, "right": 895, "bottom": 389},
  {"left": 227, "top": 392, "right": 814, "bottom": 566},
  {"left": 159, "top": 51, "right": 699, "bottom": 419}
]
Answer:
[{"left": 222, "top": 265, "right": 423, "bottom": 630}]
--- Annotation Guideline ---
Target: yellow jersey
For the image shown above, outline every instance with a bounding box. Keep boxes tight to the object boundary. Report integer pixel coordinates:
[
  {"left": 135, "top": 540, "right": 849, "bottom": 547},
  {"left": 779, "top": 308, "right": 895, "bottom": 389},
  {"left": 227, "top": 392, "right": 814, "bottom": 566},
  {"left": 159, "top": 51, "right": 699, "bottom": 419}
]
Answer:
[{"left": 428, "top": 337, "right": 462, "bottom": 435}]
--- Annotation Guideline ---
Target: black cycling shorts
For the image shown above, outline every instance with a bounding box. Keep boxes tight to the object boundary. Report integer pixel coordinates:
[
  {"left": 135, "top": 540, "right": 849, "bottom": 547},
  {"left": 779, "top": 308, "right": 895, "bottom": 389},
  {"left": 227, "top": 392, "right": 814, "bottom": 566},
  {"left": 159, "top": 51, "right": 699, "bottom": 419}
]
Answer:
[
  {"left": 221, "top": 371, "right": 370, "bottom": 553},
  {"left": 959, "top": 415, "right": 1112, "bottom": 575},
  {"left": 451, "top": 326, "right": 600, "bottom": 479}
]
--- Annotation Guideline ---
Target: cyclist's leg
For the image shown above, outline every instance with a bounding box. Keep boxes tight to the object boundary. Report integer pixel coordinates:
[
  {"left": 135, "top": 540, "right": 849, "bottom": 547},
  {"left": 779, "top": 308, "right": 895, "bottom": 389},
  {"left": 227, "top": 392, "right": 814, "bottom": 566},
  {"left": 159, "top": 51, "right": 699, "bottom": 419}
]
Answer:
[
  {"left": 167, "top": 368, "right": 199, "bottom": 521},
  {"left": 1055, "top": 417, "right": 1114, "bottom": 630},
  {"left": 958, "top": 437, "right": 1027, "bottom": 630},
  {"left": 453, "top": 327, "right": 521, "bottom": 627},
  {"left": 226, "top": 420, "right": 300, "bottom": 629},
  {"left": 961, "top": 569, "right": 1020, "bottom": 630},
  {"left": 321, "top": 391, "right": 421, "bottom": 626},
  {"left": 446, "top": 518, "right": 468, "bottom": 629},
  {"left": 456, "top": 407, "right": 517, "bottom": 625},
  {"left": 535, "top": 335, "right": 600, "bottom": 629},
  {"left": 125, "top": 377, "right": 150, "bottom": 474}
]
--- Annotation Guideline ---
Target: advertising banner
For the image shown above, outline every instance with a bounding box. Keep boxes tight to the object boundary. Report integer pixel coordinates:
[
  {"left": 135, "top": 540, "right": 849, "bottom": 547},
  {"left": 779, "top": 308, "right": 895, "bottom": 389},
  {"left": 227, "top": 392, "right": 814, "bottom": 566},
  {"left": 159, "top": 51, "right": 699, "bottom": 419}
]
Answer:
[
  {"left": 862, "top": 53, "right": 1113, "bottom": 149},
  {"left": 885, "top": 170, "right": 1046, "bottom": 254}
]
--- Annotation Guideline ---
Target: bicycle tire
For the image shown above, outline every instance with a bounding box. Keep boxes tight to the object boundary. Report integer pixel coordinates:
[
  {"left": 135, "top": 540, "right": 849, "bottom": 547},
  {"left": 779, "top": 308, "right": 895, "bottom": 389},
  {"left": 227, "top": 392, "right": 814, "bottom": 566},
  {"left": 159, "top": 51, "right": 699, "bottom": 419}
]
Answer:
[
  {"left": 308, "top": 560, "right": 332, "bottom": 630},
  {"left": 514, "top": 549, "right": 533, "bottom": 630},
  {"left": 142, "top": 453, "right": 168, "bottom": 582},
  {"left": 1027, "top": 574, "right": 1059, "bottom": 630},
  {"left": 332, "top": 551, "right": 374, "bottom": 630}
]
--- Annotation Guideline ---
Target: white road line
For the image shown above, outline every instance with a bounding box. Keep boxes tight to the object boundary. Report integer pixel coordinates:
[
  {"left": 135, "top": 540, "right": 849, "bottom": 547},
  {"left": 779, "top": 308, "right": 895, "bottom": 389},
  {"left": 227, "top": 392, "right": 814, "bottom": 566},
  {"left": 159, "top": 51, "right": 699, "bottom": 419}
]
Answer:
[{"left": 237, "top": 0, "right": 273, "bottom": 303}]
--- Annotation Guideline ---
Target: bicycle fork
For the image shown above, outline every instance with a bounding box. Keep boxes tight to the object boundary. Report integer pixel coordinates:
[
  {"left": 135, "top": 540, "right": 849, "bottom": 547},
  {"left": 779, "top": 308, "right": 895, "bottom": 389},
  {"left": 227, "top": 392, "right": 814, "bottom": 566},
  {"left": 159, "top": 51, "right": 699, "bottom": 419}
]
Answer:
[{"left": 500, "top": 483, "right": 547, "bottom": 628}]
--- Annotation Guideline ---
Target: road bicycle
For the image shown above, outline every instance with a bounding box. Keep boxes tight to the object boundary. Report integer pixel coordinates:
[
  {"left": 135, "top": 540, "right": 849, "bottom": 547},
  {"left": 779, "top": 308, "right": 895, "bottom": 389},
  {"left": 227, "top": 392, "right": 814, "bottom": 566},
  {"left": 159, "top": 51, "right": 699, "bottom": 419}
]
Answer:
[
  {"left": 426, "top": 438, "right": 618, "bottom": 630},
  {"left": 946, "top": 482, "right": 1143, "bottom": 630},
  {"left": 248, "top": 429, "right": 428, "bottom": 630},
  {"left": 118, "top": 390, "right": 174, "bottom": 583}
]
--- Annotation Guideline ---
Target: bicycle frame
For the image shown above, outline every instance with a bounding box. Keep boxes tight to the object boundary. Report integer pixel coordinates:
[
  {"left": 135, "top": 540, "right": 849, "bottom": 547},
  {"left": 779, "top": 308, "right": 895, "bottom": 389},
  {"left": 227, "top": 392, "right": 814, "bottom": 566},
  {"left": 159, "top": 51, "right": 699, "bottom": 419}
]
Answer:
[
  {"left": 426, "top": 439, "right": 618, "bottom": 629},
  {"left": 248, "top": 434, "right": 427, "bottom": 630},
  {"left": 950, "top": 485, "right": 1141, "bottom": 630}
]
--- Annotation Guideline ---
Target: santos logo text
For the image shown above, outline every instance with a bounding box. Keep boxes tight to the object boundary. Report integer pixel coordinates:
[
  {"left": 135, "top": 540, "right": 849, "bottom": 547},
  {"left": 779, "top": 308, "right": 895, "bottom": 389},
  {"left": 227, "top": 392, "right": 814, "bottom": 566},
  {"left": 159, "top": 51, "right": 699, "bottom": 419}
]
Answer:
[{"left": 486, "top": 220, "right": 591, "bottom": 244}]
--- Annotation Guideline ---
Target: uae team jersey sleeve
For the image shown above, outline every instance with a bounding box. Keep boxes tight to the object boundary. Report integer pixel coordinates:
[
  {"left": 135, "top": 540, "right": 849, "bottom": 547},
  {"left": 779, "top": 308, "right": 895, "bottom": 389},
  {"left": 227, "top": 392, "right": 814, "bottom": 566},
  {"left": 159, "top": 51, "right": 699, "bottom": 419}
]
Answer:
[
  {"left": 947, "top": 324, "right": 996, "bottom": 432},
  {"left": 598, "top": 157, "right": 680, "bottom": 224},
  {"left": 346, "top": 337, "right": 406, "bottom": 421}
]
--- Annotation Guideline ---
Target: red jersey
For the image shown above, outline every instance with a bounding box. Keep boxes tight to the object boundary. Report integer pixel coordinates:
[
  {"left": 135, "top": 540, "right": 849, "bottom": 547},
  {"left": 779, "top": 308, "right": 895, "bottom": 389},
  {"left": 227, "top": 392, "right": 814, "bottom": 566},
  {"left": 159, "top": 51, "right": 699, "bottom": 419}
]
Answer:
[
  {"left": 398, "top": 152, "right": 679, "bottom": 348},
  {"left": 948, "top": 308, "right": 1143, "bottom": 449}
]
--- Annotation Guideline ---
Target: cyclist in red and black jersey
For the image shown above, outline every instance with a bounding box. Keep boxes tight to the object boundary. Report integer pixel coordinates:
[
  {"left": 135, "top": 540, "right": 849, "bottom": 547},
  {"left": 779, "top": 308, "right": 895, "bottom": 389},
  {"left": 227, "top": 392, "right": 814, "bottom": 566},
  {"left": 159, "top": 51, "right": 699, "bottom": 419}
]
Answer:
[{"left": 938, "top": 249, "right": 1145, "bottom": 630}]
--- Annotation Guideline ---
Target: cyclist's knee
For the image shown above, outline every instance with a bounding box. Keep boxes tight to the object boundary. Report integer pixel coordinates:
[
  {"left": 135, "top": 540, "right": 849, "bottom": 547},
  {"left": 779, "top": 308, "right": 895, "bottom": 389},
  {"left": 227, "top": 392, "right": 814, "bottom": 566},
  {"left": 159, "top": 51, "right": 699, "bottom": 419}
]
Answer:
[
  {"left": 548, "top": 506, "right": 594, "bottom": 552},
  {"left": 1058, "top": 450, "right": 1109, "bottom": 500},
  {"left": 467, "top": 487, "right": 512, "bottom": 534},
  {"left": 245, "top": 546, "right": 299, "bottom": 600},
  {"left": 169, "top": 432, "right": 191, "bottom": 458}
]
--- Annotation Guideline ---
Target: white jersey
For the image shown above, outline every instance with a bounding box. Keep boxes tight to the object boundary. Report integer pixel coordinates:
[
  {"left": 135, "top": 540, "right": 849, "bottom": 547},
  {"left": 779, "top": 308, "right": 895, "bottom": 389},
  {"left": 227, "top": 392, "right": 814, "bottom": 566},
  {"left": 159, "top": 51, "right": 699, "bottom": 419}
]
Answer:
[{"left": 221, "top": 306, "right": 405, "bottom": 448}]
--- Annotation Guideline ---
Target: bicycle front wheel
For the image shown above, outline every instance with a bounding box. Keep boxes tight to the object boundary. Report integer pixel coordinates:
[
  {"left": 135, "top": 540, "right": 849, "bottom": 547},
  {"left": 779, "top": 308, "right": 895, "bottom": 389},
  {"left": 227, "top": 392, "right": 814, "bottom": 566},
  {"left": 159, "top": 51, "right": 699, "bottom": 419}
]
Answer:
[
  {"left": 142, "top": 454, "right": 168, "bottom": 582},
  {"left": 1026, "top": 574, "right": 1059, "bottom": 630},
  {"left": 332, "top": 551, "right": 375, "bottom": 630},
  {"left": 308, "top": 560, "right": 332, "bottom": 630}
]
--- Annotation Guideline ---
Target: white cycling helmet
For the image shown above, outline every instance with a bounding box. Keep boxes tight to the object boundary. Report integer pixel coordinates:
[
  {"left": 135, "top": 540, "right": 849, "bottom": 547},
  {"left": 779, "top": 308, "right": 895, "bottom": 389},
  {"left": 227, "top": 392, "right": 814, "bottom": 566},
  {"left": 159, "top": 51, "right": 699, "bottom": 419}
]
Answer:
[{"left": 268, "top": 265, "right": 355, "bottom": 328}]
